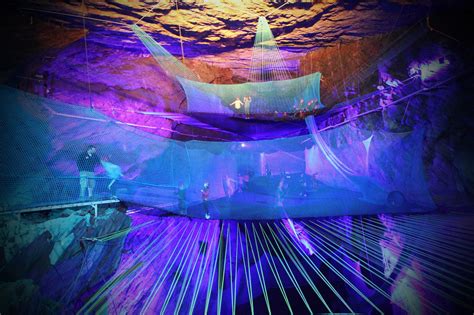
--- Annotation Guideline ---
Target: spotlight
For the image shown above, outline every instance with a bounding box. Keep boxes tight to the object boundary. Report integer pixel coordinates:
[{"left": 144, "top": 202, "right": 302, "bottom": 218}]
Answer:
[{"left": 240, "top": 143, "right": 246, "bottom": 148}]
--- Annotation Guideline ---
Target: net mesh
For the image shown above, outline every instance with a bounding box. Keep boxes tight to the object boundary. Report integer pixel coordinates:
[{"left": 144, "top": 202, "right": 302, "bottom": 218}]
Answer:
[
  {"left": 132, "top": 22, "right": 323, "bottom": 116},
  {"left": 1, "top": 85, "right": 434, "bottom": 218},
  {"left": 178, "top": 72, "right": 322, "bottom": 115}
]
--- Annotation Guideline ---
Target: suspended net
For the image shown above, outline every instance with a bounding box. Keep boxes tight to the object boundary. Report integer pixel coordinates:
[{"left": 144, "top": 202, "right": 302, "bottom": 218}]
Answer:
[
  {"left": 1, "top": 85, "right": 434, "bottom": 218},
  {"left": 177, "top": 72, "right": 322, "bottom": 115},
  {"left": 131, "top": 20, "right": 323, "bottom": 116}
]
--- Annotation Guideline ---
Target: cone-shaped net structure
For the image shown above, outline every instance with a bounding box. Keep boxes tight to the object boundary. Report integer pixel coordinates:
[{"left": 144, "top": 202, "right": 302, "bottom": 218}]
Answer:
[
  {"left": 248, "top": 16, "right": 292, "bottom": 82},
  {"left": 132, "top": 23, "right": 323, "bottom": 116}
]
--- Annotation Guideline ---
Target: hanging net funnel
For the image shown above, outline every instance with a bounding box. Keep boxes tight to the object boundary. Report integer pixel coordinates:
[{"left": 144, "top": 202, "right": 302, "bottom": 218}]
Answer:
[{"left": 131, "top": 21, "right": 323, "bottom": 116}]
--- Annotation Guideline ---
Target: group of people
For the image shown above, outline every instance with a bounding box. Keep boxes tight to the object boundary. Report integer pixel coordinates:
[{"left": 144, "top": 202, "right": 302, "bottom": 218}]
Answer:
[
  {"left": 230, "top": 96, "right": 252, "bottom": 118},
  {"left": 76, "top": 145, "right": 318, "bottom": 220},
  {"left": 293, "top": 98, "right": 320, "bottom": 113},
  {"left": 229, "top": 96, "right": 322, "bottom": 120},
  {"left": 75, "top": 144, "right": 221, "bottom": 220}
]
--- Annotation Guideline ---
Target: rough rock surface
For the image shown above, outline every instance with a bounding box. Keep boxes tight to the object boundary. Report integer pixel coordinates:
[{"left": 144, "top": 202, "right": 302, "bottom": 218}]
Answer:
[
  {"left": 0, "top": 207, "right": 131, "bottom": 313},
  {"left": 20, "top": 1, "right": 429, "bottom": 54},
  {"left": 2, "top": 0, "right": 473, "bottom": 209}
]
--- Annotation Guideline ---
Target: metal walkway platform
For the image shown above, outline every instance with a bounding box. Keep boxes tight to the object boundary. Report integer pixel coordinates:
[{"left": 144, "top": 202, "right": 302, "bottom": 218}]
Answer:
[{"left": 1, "top": 199, "right": 120, "bottom": 216}]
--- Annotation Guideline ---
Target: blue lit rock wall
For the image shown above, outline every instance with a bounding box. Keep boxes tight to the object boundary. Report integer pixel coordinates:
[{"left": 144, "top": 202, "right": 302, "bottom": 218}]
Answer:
[{"left": 0, "top": 207, "right": 131, "bottom": 313}]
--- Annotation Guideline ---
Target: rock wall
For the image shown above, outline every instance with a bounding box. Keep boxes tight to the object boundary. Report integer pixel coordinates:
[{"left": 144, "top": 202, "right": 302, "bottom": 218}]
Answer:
[
  {"left": 307, "top": 35, "right": 474, "bottom": 208},
  {"left": 0, "top": 207, "right": 131, "bottom": 314}
]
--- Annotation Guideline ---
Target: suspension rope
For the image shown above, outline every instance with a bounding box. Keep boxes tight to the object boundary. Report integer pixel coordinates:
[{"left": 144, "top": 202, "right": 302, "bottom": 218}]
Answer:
[
  {"left": 175, "top": 0, "right": 186, "bottom": 62},
  {"left": 81, "top": 0, "right": 93, "bottom": 110},
  {"left": 135, "top": 0, "right": 163, "bottom": 25}
]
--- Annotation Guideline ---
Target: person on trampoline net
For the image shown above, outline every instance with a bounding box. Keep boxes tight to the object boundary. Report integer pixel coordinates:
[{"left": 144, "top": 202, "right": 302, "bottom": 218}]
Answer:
[
  {"left": 201, "top": 181, "right": 210, "bottom": 219},
  {"left": 243, "top": 96, "right": 252, "bottom": 118},
  {"left": 230, "top": 97, "right": 243, "bottom": 113},
  {"left": 77, "top": 145, "right": 101, "bottom": 199}
]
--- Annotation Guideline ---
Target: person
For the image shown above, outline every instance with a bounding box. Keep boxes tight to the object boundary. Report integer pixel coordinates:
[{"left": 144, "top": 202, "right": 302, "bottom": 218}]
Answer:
[
  {"left": 222, "top": 175, "right": 237, "bottom": 198},
  {"left": 100, "top": 156, "right": 122, "bottom": 193},
  {"left": 276, "top": 178, "right": 286, "bottom": 208},
  {"left": 299, "top": 173, "right": 309, "bottom": 198},
  {"left": 236, "top": 173, "right": 244, "bottom": 193},
  {"left": 201, "top": 181, "right": 210, "bottom": 219},
  {"left": 176, "top": 182, "right": 187, "bottom": 214},
  {"left": 243, "top": 96, "right": 252, "bottom": 118},
  {"left": 77, "top": 145, "right": 101, "bottom": 199},
  {"left": 311, "top": 173, "right": 319, "bottom": 190},
  {"left": 230, "top": 97, "right": 243, "bottom": 112},
  {"left": 265, "top": 163, "right": 272, "bottom": 177},
  {"left": 283, "top": 218, "right": 315, "bottom": 256}
]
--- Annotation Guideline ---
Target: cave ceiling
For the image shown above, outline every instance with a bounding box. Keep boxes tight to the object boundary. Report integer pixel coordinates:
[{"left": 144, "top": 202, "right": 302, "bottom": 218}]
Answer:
[
  {"left": 6, "top": 0, "right": 458, "bottom": 141},
  {"left": 18, "top": 0, "right": 430, "bottom": 59}
]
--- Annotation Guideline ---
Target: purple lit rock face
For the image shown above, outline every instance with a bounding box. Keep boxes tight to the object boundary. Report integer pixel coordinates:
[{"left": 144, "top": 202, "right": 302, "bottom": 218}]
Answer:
[
  {"left": 2, "top": 1, "right": 474, "bottom": 314},
  {"left": 66, "top": 211, "right": 473, "bottom": 314},
  {"left": 13, "top": 1, "right": 432, "bottom": 138}
]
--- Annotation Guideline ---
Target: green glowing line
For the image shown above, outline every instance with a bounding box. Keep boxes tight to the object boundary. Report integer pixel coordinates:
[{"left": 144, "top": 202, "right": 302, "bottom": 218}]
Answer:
[
  {"left": 366, "top": 215, "right": 473, "bottom": 251},
  {"left": 309, "top": 219, "right": 450, "bottom": 313},
  {"left": 300, "top": 232, "right": 381, "bottom": 313},
  {"left": 366, "top": 216, "right": 474, "bottom": 254},
  {"left": 188, "top": 222, "right": 219, "bottom": 314},
  {"left": 244, "top": 223, "right": 272, "bottom": 314},
  {"left": 336, "top": 217, "right": 474, "bottom": 296},
  {"left": 345, "top": 219, "right": 474, "bottom": 305},
  {"left": 274, "top": 220, "right": 356, "bottom": 313},
  {"left": 161, "top": 221, "right": 204, "bottom": 313},
  {"left": 268, "top": 222, "right": 330, "bottom": 312},
  {"left": 204, "top": 222, "right": 225, "bottom": 314},
  {"left": 358, "top": 218, "right": 474, "bottom": 282},
  {"left": 82, "top": 219, "right": 188, "bottom": 313},
  {"left": 272, "top": 222, "right": 337, "bottom": 313},
  {"left": 239, "top": 223, "right": 254, "bottom": 314},
  {"left": 77, "top": 261, "right": 143, "bottom": 314},
  {"left": 173, "top": 221, "right": 212, "bottom": 314},
  {"left": 300, "top": 222, "right": 394, "bottom": 300},
  {"left": 252, "top": 223, "right": 293, "bottom": 314},
  {"left": 141, "top": 221, "right": 198, "bottom": 313},
  {"left": 141, "top": 221, "right": 196, "bottom": 312},
  {"left": 259, "top": 223, "right": 312, "bottom": 313},
  {"left": 217, "top": 223, "right": 230, "bottom": 314},
  {"left": 231, "top": 223, "right": 240, "bottom": 315}
]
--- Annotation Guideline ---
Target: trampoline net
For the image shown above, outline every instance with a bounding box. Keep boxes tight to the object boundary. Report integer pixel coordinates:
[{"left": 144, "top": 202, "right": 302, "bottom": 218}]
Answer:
[
  {"left": 0, "top": 85, "right": 434, "bottom": 218},
  {"left": 178, "top": 72, "right": 322, "bottom": 115},
  {"left": 132, "top": 23, "right": 323, "bottom": 116}
]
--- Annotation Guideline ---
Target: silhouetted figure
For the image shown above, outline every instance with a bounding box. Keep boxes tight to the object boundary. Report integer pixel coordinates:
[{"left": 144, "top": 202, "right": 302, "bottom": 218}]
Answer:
[
  {"left": 265, "top": 163, "right": 272, "bottom": 177},
  {"left": 230, "top": 97, "right": 243, "bottom": 111},
  {"left": 101, "top": 155, "right": 122, "bottom": 194},
  {"left": 276, "top": 178, "right": 286, "bottom": 208},
  {"left": 176, "top": 182, "right": 187, "bottom": 214},
  {"left": 223, "top": 175, "right": 237, "bottom": 198},
  {"left": 201, "top": 182, "right": 210, "bottom": 219},
  {"left": 77, "top": 145, "right": 101, "bottom": 199},
  {"left": 243, "top": 96, "right": 252, "bottom": 118}
]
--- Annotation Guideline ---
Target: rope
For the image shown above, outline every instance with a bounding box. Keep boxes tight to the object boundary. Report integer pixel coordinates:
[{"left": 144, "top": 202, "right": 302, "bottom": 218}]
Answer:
[
  {"left": 21, "top": 7, "right": 128, "bottom": 26},
  {"left": 426, "top": 16, "right": 460, "bottom": 43},
  {"left": 135, "top": 0, "right": 163, "bottom": 25},
  {"left": 265, "top": 1, "right": 290, "bottom": 18},
  {"left": 175, "top": 0, "right": 186, "bottom": 62},
  {"left": 81, "top": 0, "right": 93, "bottom": 110}
]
